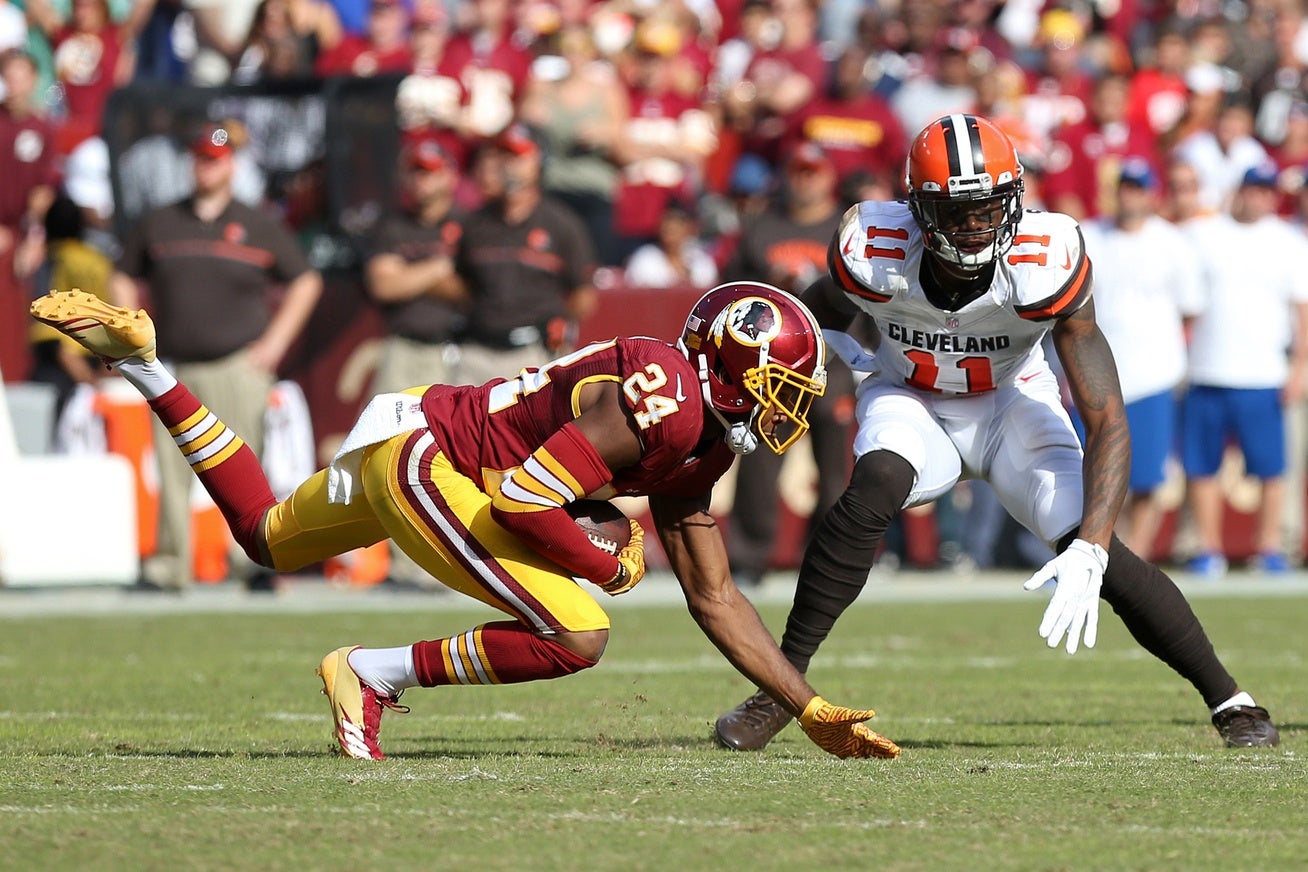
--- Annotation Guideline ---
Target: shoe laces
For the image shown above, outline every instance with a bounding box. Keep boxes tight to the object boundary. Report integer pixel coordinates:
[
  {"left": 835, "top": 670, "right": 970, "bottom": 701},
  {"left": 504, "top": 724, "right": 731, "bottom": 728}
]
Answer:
[
  {"left": 736, "top": 691, "right": 790, "bottom": 726},
  {"left": 377, "top": 690, "right": 410, "bottom": 715}
]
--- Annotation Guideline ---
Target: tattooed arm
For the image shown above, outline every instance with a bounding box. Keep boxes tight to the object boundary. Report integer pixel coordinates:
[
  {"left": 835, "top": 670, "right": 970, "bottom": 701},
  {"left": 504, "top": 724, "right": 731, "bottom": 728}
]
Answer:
[{"left": 1051, "top": 298, "right": 1131, "bottom": 550}]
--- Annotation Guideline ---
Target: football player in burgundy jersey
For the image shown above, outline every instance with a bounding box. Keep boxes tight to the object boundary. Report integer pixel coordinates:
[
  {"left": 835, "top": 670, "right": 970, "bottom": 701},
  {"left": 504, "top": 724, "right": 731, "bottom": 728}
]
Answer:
[
  {"left": 716, "top": 113, "right": 1281, "bottom": 751},
  {"left": 31, "top": 281, "right": 900, "bottom": 761}
]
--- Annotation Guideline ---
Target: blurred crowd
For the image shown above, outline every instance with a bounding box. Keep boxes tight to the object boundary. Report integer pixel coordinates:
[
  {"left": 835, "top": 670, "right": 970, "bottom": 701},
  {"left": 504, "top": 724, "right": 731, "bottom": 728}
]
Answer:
[{"left": 8, "top": 0, "right": 1308, "bottom": 584}]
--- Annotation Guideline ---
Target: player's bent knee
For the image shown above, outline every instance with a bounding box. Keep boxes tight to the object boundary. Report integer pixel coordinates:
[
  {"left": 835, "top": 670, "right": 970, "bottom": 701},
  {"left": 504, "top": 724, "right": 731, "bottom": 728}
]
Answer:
[
  {"left": 849, "top": 450, "right": 917, "bottom": 504},
  {"left": 552, "top": 628, "right": 608, "bottom": 664}
]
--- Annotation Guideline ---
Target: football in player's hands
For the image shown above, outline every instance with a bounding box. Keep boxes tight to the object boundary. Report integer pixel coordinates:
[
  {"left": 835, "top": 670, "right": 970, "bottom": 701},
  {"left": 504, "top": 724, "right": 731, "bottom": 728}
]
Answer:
[{"left": 565, "top": 500, "right": 632, "bottom": 555}]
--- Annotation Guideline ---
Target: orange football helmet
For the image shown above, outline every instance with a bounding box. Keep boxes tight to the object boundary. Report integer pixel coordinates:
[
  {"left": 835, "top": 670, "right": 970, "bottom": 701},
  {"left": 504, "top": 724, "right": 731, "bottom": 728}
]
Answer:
[{"left": 905, "top": 113, "right": 1025, "bottom": 271}]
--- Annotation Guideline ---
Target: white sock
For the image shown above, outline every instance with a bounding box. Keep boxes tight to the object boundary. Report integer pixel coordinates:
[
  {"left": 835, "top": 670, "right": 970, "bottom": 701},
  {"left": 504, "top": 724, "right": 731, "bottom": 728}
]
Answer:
[
  {"left": 347, "top": 645, "right": 419, "bottom": 698},
  {"left": 1211, "top": 691, "right": 1256, "bottom": 715},
  {"left": 111, "top": 357, "right": 178, "bottom": 400}
]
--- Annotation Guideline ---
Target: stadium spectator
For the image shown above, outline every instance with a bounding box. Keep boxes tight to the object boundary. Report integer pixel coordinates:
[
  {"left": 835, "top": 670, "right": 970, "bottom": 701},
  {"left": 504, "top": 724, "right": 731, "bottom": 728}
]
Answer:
[
  {"left": 520, "top": 22, "right": 629, "bottom": 266},
  {"left": 1080, "top": 158, "right": 1203, "bottom": 560},
  {"left": 1161, "top": 157, "right": 1213, "bottom": 224},
  {"left": 1180, "top": 161, "right": 1308, "bottom": 577},
  {"left": 435, "top": 0, "right": 533, "bottom": 139},
  {"left": 26, "top": 0, "right": 157, "bottom": 146},
  {"left": 713, "top": 0, "right": 773, "bottom": 101},
  {"left": 454, "top": 123, "right": 596, "bottom": 386},
  {"left": 1250, "top": 8, "right": 1308, "bottom": 147},
  {"left": 783, "top": 43, "right": 908, "bottom": 191},
  {"left": 1173, "top": 96, "right": 1269, "bottom": 214},
  {"left": 27, "top": 195, "right": 113, "bottom": 419},
  {"left": 622, "top": 197, "right": 717, "bottom": 289},
  {"left": 314, "top": 0, "right": 410, "bottom": 77},
  {"left": 364, "top": 138, "right": 466, "bottom": 586},
  {"left": 1126, "top": 23, "right": 1191, "bottom": 139},
  {"left": 723, "top": 0, "right": 824, "bottom": 164},
  {"left": 714, "top": 113, "right": 1281, "bottom": 752},
  {"left": 1042, "top": 73, "right": 1161, "bottom": 221},
  {"left": 110, "top": 123, "right": 322, "bottom": 593},
  {"left": 1017, "top": 8, "right": 1095, "bottom": 146},
  {"left": 33, "top": 282, "right": 900, "bottom": 761},
  {"left": 231, "top": 0, "right": 343, "bottom": 83},
  {"left": 610, "top": 17, "right": 717, "bottom": 262},
  {"left": 891, "top": 27, "right": 980, "bottom": 137},
  {"left": 407, "top": 0, "right": 448, "bottom": 75},
  {"left": 721, "top": 143, "right": 854, "bottom": 587},
  {"left": 0, "top": 48, "right": 58, "bottom": 382}
]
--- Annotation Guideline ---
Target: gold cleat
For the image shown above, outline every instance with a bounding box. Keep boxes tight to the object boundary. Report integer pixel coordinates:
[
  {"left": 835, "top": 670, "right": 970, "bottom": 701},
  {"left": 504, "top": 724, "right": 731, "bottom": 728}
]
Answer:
[{"left": 29, "top": 289, "right": 157, "bottom": 364}]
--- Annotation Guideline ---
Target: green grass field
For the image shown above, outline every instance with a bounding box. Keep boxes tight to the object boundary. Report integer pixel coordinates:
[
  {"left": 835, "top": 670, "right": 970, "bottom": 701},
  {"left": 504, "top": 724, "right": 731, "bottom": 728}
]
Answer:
[{"left": 1, "top": 583, "right": 1304, "bottom": 871}]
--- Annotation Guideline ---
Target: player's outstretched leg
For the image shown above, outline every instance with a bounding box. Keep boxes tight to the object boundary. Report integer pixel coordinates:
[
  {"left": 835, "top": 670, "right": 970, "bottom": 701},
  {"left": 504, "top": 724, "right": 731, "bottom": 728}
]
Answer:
[
  {"left": 1100, "top": 537, "right": 1279, "bottom": 747},
  {"left": 30, "top": 290, "right": 277, "bottom": 567}
]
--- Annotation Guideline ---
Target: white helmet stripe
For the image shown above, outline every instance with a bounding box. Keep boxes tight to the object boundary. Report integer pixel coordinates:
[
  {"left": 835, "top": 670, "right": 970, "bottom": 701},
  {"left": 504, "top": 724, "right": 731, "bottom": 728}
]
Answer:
[{"left": 947, "top": 113, "right": 975, "bottom": 176}]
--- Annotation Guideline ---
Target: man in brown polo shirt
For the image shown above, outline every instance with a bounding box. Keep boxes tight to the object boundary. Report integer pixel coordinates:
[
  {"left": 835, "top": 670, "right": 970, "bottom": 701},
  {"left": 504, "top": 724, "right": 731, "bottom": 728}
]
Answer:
[
  {"left": 455, "top": 123, "right": 597, "bottom": 385},
  {"left": 365, "top": 137, "right": 467, "bottom": 586},
  {"left": 112, "top": 124, "right": 322, "bottom": 592}
]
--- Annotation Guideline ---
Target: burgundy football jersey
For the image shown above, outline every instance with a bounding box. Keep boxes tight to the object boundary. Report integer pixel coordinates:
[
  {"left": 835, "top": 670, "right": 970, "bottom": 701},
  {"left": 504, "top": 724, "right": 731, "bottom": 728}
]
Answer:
[{"left": 421, "top": 338, "right": 734, "bottom": 499}]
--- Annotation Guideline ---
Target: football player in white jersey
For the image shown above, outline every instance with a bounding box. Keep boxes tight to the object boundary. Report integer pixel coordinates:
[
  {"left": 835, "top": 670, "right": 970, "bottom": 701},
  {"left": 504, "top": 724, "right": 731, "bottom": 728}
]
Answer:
[{"left": 716, "top": 113, "right": 1280, "bottom": 750}]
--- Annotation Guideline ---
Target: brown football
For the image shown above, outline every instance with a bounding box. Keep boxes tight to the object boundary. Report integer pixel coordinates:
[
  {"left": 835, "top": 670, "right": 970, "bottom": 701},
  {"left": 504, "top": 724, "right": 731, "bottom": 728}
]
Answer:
[{"left": 565, "top": 500, "right": 632, "bottom": 555}]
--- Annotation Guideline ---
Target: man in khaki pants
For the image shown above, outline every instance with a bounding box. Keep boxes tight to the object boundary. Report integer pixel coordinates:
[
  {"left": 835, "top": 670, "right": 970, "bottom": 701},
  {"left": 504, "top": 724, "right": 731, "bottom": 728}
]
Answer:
[
  {"left": 365, "top": 139, "right": 468, "bottom": 586},
  {"left": 112, "top": 123, "right": 321, "bottom": 592}
]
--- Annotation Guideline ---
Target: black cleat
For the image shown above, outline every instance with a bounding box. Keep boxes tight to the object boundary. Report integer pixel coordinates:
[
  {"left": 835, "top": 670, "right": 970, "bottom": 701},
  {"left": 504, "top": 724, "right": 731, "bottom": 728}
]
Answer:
[
  {"left": 1212, "top": 705, "right": 1280, "bottom": 747},
  {"left": 715, "top": 690, "right": 793, "bottom": 751}
]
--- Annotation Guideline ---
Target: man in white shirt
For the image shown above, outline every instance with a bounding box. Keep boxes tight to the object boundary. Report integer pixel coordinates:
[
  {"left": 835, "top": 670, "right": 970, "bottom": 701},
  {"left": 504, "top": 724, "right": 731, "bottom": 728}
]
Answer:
[
  {"left": 1182, "top": 161, "right": 1308, "bottom": 576},
  {"left": 1081, "top": 158, "right": 1203, "bottom": 559}
]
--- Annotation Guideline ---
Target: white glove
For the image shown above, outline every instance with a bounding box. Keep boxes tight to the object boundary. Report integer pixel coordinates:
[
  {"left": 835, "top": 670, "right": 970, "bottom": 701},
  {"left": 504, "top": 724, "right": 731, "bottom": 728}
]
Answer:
[{"left": 1022, "top": 538, "right": 1108, "bottom": 654}]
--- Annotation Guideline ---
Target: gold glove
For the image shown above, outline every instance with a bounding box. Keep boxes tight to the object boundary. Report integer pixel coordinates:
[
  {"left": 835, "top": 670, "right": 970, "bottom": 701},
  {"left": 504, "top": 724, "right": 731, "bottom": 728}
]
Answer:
[
  {"left": 798, "top": 695, "right": 901, "bottom": 759},
  {"left": 599, "top": 520, "right": 646, "bottom": 595}
]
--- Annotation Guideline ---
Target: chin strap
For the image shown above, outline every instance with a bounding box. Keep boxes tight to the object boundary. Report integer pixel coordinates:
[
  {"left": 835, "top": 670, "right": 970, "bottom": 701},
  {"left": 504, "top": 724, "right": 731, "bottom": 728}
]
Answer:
[
  {"left": 682, "top": 340, "right": 761, "bottom": 455},
  {"left": 723, "top": 417, "right": 759, "bottom": 455}
]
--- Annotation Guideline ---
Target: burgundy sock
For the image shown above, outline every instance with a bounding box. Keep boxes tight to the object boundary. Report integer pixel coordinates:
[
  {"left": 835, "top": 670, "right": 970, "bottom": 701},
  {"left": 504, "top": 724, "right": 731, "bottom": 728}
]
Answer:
[
  {"left": 149, "top": 384, "right": 277, "bottom": 563},
  {"left": 413, "top": 621, "right": 598, "bottom": 686}
]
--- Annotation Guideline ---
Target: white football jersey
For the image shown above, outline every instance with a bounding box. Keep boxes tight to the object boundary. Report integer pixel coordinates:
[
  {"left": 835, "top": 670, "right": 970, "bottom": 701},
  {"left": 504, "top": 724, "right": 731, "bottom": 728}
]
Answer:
[{"left": 830, "top": 201, "right": 1091, "bottom": 395}]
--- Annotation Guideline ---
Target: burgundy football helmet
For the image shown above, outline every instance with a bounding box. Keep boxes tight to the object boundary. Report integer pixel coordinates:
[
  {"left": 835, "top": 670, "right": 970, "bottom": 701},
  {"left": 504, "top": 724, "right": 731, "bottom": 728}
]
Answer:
[{"left": 680, "top": 282, "right": 827, "bottom": 454}]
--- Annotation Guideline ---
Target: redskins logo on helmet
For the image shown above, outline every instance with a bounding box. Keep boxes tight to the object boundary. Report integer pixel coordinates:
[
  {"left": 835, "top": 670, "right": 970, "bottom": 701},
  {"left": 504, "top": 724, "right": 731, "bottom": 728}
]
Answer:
[
  {"left": 906, "top": 113, "right": 1025, "bottom": 271},
  {"left": 681, "top": 282, "right": 827, "bottom": 455},
  {"left": 720, "top": 298, "right": 781, "bottom": 346}
]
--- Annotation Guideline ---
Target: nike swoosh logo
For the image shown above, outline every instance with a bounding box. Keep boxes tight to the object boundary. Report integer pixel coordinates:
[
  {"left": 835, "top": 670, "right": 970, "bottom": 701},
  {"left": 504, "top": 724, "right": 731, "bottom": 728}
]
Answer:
[
  {"left": 842, "top": 234, "right": 855, "bottom": 256},
  {"left": 674, "top": 375, "right": 687, "bottom": 402},
  {"left": 1061, "top": 247, "right": 1072, "bottom": 270}
]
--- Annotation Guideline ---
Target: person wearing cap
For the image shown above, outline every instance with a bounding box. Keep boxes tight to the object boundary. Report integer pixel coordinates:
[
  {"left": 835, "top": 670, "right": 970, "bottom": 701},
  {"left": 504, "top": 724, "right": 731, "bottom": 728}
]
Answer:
[
  {"left": 109, "top": 123, "right": 323, "bottom": 593},
  {"left": 454, "top": 123, "right": 598, "bottom": 387},
  {"left": 364, "top": 137, "right": 467, "bottom": 587},
  {"left": 720, "top": 142, "right": 862, "bottom": 586},
  {"left": 1178, "top": 162, "right": 1308, "bottom": 577},
  {"left": 1079, "top": 157, "right": 1203, "bottom": 560}
]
